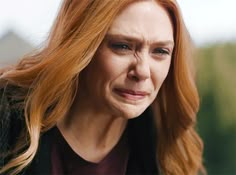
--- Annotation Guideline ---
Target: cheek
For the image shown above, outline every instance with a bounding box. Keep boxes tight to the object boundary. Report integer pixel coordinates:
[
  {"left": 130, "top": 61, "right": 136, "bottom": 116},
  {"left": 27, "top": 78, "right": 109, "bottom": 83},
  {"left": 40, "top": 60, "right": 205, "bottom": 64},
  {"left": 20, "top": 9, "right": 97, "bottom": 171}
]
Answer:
[
  {"left": 88, "top": 51, "right": 115, "bottom": 81},
  {"left": 98, "top": 58, "right": 120, "bottom": 76},
  {"left": 94, "top": 49, "right": 129, "bottom": 82},
  {"left": 152, "top": 59, "right": 171, "bottom": 89},
  {"left": 162, "top": 59, "right": 172, "bottom": 78}
]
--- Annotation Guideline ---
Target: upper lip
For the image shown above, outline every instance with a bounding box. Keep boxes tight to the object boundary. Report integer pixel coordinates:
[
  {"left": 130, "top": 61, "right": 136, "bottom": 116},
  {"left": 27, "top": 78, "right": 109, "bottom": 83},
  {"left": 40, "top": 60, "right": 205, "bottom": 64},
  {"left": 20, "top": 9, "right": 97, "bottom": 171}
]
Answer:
[{"left": 114, "top": 88, "right": 149, "bottom": 96}]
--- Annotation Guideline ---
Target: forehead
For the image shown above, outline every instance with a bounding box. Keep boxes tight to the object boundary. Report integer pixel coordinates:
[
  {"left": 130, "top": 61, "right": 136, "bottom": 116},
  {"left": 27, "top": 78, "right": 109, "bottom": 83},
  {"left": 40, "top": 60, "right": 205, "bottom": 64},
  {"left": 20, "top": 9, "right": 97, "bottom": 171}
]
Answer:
[{"left": 107, "top": 1, "right": 173, "bottom": 43}]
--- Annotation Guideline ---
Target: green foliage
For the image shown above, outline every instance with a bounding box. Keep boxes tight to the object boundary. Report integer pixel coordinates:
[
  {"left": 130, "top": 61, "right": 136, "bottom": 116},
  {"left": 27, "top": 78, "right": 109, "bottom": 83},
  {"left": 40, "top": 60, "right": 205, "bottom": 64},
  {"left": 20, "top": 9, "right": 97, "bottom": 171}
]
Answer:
[{"left": 196, "top": 42, "right": 236, "bottom": 175}]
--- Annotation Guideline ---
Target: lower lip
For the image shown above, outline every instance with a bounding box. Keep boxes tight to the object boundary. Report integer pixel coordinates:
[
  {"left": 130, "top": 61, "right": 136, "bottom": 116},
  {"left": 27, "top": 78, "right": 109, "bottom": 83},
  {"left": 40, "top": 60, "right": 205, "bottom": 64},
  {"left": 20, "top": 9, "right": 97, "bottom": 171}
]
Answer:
[{"left": 114, "top": 89, "right": 147, "bottom": 100}]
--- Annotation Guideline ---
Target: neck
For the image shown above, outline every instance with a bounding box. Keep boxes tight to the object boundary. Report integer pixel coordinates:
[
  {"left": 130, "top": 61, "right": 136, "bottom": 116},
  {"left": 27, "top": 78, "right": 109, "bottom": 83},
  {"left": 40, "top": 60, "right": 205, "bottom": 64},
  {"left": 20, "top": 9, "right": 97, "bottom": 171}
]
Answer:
[{"left": 57, "top": 97, "right": 128, "bottom": 163}]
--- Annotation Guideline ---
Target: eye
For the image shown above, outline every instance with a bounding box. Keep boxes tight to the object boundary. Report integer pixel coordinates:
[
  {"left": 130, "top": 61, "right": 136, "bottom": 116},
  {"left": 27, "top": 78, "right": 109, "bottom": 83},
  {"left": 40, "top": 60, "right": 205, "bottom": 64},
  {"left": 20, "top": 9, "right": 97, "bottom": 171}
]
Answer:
[
  {"left": 110, "top": 43, "right": 131, "bottom": 51},
  {"left": 152, "top": 48, "right": 170, "bottom": 56}
]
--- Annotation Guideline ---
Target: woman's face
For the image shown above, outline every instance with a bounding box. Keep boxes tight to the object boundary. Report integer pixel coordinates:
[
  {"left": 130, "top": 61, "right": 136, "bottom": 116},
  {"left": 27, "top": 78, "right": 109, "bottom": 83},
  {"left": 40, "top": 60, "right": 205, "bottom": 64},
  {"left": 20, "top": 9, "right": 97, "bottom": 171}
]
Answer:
[{"left": 79, "top": 1, "right": 174, "bottom": 119}]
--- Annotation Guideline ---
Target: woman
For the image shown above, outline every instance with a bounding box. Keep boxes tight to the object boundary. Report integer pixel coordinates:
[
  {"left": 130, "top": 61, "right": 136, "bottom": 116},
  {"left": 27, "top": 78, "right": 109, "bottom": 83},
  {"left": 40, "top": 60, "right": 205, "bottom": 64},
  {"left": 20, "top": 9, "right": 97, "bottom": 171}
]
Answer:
[{"left": 0, "top": 0, "right": 205, "bottom": 174}]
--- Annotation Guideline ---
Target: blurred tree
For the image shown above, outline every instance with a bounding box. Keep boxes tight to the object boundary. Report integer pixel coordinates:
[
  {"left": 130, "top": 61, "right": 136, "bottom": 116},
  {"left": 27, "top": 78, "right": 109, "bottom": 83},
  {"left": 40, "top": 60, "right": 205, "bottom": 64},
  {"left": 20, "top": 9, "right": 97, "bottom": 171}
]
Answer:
[{"left": 196, "top": 43, "right": 236, "bottom": 175}]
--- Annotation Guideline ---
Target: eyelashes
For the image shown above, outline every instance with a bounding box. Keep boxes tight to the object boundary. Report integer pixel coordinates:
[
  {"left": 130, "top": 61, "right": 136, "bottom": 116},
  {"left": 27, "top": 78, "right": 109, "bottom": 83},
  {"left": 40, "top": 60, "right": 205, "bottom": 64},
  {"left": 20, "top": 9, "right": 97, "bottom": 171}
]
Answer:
[
  {"left": 152, "top": 48, "right": 170, "bottom": 56},
  {"left": 110, "top": 43, "right": 132, "bottom": 52}
]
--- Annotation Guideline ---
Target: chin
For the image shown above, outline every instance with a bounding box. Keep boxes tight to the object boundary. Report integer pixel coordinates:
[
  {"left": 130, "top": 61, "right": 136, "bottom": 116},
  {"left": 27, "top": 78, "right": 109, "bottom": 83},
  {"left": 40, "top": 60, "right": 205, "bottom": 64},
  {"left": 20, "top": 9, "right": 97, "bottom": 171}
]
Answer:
[
  {"left": 106, "top": 94, "right": 153, "bottom": 119},
  {"left": 113, "top": 104, "right": 149, "bottom": 119}
]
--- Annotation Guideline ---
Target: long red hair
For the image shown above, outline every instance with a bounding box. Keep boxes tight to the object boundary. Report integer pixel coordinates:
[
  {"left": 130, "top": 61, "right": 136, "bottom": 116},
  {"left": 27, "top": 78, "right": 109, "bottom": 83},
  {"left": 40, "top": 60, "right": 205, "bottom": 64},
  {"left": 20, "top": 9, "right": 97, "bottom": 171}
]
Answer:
[{"left": 0, "top": 0, "right": 204, "bottom": 174}]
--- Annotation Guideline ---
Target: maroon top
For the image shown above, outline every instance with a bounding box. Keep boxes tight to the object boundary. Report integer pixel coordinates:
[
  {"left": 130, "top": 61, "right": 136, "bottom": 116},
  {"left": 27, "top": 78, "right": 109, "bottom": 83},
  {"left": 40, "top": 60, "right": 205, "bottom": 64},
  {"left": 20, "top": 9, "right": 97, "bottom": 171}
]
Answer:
[{"left": 51, "top": 127, "right": 129, "bottom": 175}]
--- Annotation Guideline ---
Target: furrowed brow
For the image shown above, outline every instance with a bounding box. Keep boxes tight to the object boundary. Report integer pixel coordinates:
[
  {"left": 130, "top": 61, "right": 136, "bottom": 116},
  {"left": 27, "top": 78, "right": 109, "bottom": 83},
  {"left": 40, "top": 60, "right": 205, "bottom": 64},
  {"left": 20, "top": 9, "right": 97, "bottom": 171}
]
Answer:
[
  {"left": 105, "top": 33, "right": 174, "bottom": 48},
  {"left": 105, "top": 34, "right": 142, "bottom": 43}
]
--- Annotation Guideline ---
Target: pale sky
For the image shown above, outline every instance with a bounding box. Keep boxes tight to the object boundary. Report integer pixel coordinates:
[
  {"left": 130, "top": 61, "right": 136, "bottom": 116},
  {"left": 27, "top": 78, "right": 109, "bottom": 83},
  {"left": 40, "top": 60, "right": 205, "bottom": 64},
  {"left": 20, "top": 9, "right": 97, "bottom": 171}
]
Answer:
[{"left": 0, "top": 0, "right": 236, "bottom": 46}]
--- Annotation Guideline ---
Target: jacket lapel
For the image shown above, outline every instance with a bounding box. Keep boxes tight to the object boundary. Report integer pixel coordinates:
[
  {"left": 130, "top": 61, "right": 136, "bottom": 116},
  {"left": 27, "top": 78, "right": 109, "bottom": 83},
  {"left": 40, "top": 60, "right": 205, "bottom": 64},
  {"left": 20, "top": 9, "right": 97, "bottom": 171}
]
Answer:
[{"left": 24, "top": 129, "right": 53, "bottom": 175}]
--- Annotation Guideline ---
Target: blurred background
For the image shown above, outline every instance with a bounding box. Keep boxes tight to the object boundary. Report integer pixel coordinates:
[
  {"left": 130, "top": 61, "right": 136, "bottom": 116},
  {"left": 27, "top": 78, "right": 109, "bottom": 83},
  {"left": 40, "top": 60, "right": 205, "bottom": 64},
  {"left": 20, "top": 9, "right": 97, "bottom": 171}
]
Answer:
[{"left": 0, "top": 0, "right": 235, "bottom": 174}]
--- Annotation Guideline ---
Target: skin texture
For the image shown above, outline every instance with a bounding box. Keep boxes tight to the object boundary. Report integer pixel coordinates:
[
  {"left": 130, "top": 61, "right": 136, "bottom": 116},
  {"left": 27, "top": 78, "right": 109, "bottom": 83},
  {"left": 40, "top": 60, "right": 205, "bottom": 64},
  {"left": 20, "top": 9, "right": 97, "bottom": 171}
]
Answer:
[{"left": 57, "top": 0, "right": 174, "bottom": 163}]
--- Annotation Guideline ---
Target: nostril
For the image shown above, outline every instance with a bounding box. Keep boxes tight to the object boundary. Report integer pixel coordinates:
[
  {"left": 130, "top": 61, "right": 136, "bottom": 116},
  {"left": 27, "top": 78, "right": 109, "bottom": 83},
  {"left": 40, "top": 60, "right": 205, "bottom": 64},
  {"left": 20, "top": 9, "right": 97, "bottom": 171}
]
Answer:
[
  {"left": 131, "top": 75, "right": 139, "bottom": 82},
  {"left": 127, "top": 72, "right": 140, "bottom": 82}
]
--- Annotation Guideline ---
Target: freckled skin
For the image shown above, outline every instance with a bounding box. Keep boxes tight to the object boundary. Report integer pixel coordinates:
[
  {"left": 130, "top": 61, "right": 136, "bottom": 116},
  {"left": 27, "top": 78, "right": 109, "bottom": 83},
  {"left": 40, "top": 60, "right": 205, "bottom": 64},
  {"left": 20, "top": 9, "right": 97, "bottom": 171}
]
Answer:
[{"left": 78, "top": 1, "right": 174, "bottom": 119}]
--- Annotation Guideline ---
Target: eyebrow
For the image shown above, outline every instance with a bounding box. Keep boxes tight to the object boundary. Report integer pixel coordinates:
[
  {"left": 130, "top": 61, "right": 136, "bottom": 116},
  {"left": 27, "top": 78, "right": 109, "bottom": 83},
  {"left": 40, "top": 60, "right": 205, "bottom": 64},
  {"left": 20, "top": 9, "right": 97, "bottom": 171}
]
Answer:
[{"left": 105, "top": 33, "right": 174, "bottom": 47}]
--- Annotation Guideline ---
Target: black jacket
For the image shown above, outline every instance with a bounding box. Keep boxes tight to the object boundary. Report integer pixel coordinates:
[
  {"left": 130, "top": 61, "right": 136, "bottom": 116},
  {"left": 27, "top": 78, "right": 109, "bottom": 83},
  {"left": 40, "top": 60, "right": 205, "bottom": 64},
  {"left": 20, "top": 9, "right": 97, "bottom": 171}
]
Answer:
[{"left": 0, "top": 87, "right": 159, "bottom": 175}]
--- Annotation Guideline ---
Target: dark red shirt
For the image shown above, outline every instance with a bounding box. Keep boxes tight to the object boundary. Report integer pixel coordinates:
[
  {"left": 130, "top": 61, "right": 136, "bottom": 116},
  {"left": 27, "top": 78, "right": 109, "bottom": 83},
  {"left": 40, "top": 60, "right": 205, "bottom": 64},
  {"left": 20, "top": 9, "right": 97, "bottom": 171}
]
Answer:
[{"left": 51, "top": 127, "right": 129, "bottom": 175}]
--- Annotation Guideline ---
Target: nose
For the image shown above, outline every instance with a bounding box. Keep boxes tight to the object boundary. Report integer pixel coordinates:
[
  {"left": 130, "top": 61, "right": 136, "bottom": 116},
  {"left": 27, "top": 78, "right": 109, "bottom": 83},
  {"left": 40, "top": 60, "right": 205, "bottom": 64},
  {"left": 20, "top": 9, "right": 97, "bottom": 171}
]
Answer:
[{"left": 127, "top": 54, "right": 151, "bottom": 82}]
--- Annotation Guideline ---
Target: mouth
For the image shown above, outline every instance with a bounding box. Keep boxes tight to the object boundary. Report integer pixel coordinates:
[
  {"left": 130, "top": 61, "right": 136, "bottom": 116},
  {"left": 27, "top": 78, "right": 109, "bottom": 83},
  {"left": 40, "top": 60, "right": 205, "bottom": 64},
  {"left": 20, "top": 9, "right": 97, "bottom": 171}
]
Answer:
[{"left": 113, "top": 88, "right": 148, "bottom": 100}]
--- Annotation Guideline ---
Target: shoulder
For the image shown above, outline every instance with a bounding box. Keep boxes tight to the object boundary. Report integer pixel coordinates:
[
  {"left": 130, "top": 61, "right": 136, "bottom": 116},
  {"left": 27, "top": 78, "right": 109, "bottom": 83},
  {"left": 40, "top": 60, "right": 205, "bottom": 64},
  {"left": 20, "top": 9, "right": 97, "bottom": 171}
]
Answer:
[{"left": 24, "top": 127, "right": 55, "bottom": 175}]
